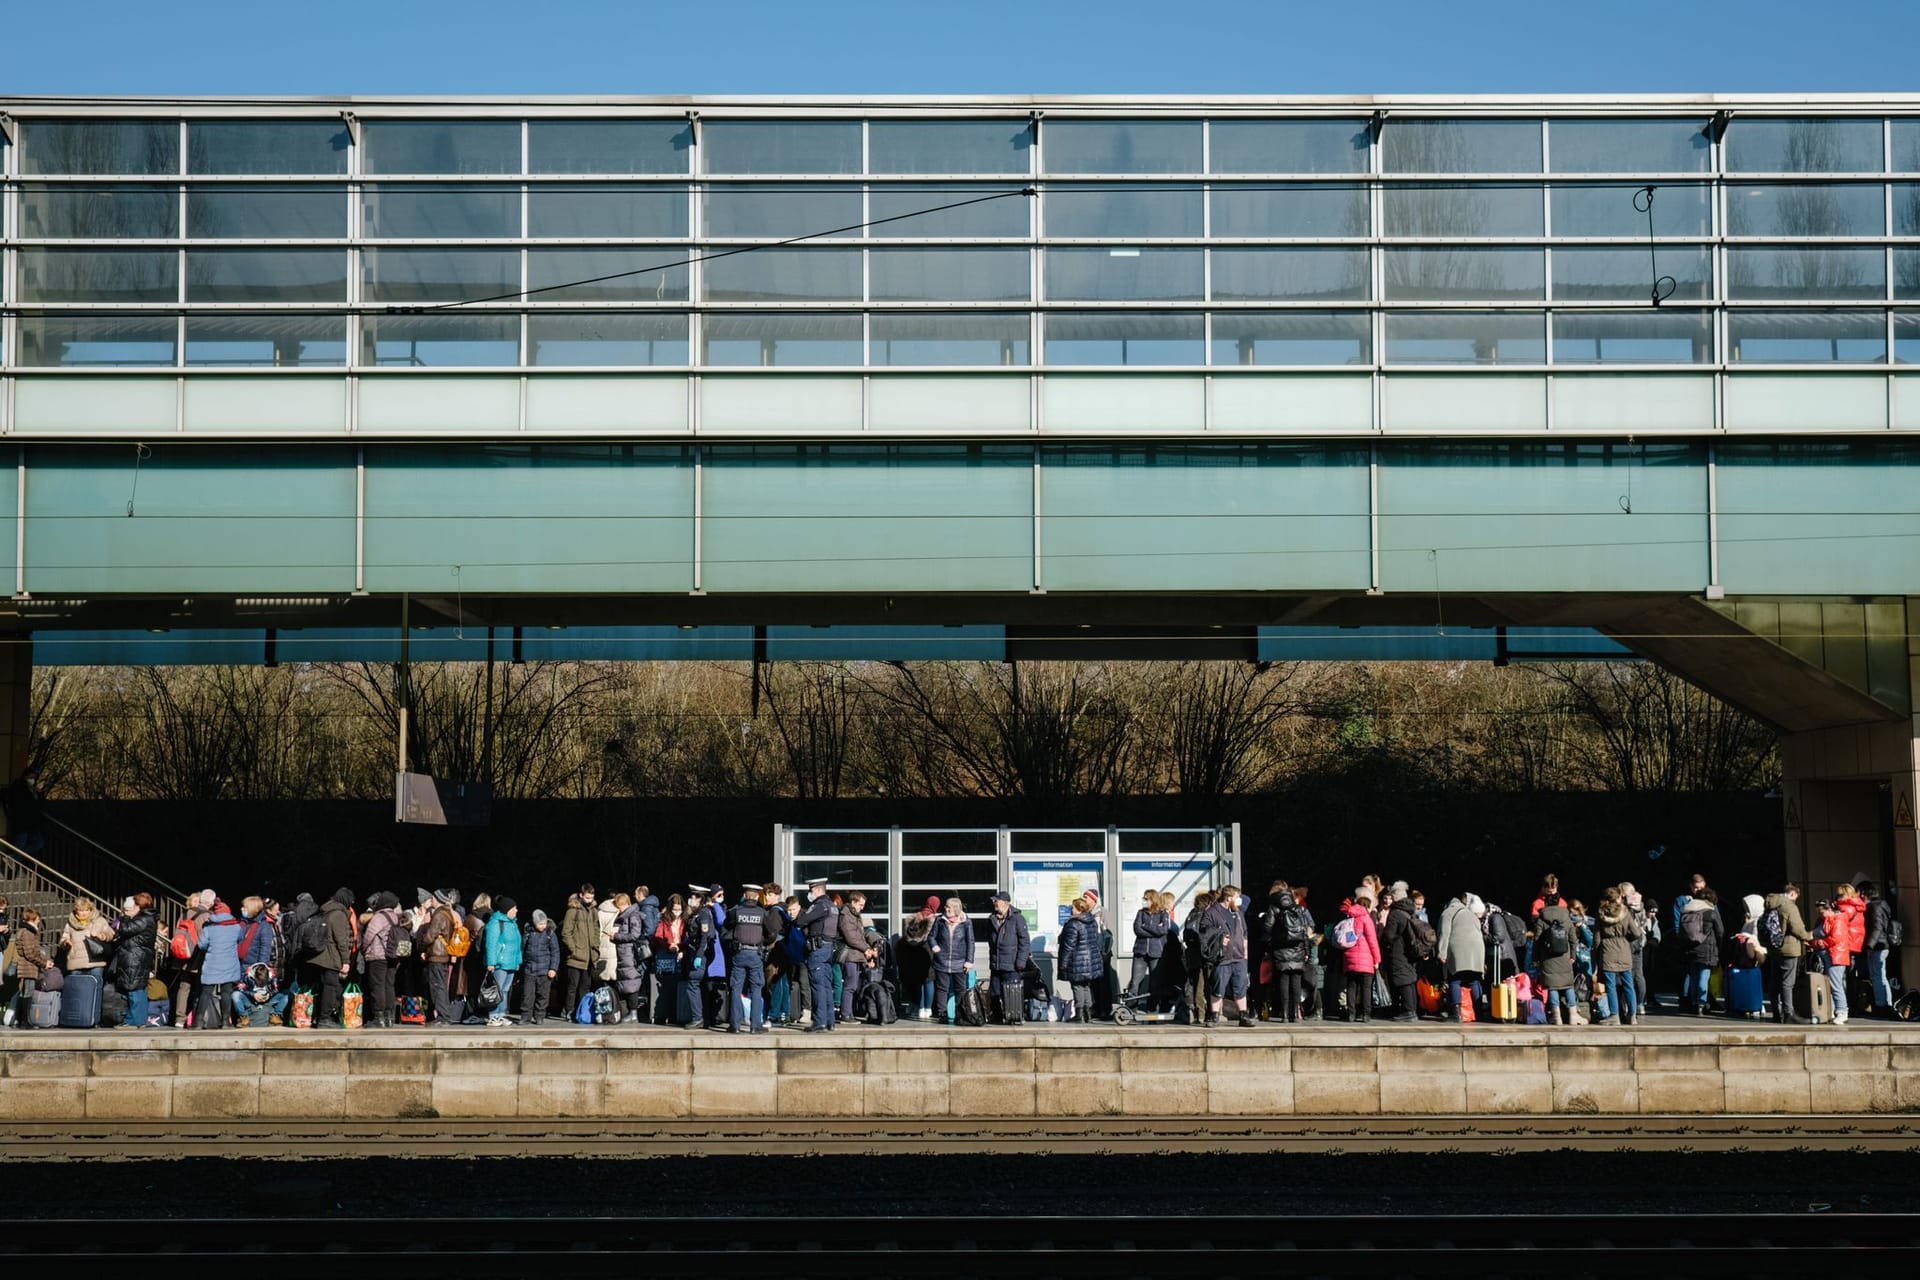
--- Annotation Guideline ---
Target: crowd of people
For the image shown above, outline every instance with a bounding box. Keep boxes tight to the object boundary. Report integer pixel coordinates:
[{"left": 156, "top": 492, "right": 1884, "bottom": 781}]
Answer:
[{"left": 0, "top": 867, "right": 1903, "bottom": 1032}]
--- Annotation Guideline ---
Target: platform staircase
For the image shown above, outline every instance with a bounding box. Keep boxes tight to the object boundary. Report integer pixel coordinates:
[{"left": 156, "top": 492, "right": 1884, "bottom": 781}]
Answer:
[{"left": 0, "top": 814, "right": 191, "bottom": 938}]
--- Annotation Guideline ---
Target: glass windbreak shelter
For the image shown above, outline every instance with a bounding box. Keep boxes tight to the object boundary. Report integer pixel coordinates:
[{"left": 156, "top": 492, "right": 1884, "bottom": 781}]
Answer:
[{"left": 774, "top": 825, "right": 1237, "bottom": 964}]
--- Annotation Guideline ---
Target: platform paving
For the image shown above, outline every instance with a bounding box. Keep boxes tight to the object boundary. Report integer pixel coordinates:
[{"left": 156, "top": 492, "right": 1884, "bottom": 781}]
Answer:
[{"left": 3, "top": 1019, "right": 1918, "bottom": 1122}]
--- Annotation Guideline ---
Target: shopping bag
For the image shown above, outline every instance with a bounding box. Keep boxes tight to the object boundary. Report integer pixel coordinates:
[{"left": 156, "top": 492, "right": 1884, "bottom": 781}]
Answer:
[
  {"left": 341, "top": 983, "right": 364, "bottom": 1029},
  {"left": 1417, "top": 977, "right": 1444, "bottom": 1016},
  {"left": 290, "top": 987, "right": 314, "bottom": 1029},
  {"left": 1457, "top": 989, "right": 1476, "bottom": 1023},
  {"left": 398, "top": 994, "right": 427, "bottom": 1025}
]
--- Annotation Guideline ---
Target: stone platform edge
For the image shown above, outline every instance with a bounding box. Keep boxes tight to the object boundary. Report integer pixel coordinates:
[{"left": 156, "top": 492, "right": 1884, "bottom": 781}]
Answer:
[{"left": 3, "top": 1027, "right": 1917, "bottom": 1120}]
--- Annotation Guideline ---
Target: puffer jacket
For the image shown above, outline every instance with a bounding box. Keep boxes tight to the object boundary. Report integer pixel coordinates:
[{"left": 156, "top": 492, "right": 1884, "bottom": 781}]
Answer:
[
  {"left": 361, "top": 907, "right": 402, "bottom": 963},
  {"left": 1379, "top": 897, "right": 1423, "bottom": 987},
  {"left": 1057, "top": 913, "right": 1103, "bottom": 982},
  {"left": 1341, "top": 902, "right": 1382, "bottom": 975},
  {"left": 484, "top": 911, "right": 523, "bottom": 972},
  {"left": 316, "top": 898, "right": 357, "bottom": 970},
  {"left": 1865, "top": 895, "right": 1895, "bottom": 950},
  {"left": 836, "top": 904, "right": 871, "bottom": 959},
  {"left": 595, "top": 899, "right": 619, "bottom": 982},
  {"left": 522, "top": 923, "right": 559, "bottom": 976},
  {"left": 612, "top": 904, "right": 648, "bottom": 993},
  {"left": 1132, "top": 908, "right": 1171, "bottom": 960},
  {"left": 987, "top": 908, "right": 1030, "bottom": 972},
  {"left": 1268, "top": 892, "right": 1313, "bottom": 972},
  {"left": 416, "top": 904, "right": 456, "bottom": 964},
  {"left": 60, "top": 912, "right": 113, "bottom": 972},
  {"left": 1437, "top": 898, "right": 1487, "bottom": 979},
  {"left": 1679, "top": 898, "right": 1723, "bottom": 968},
  {"left": 1839, "top": 895, "right": 1866, "bottom": 954},
  {"left": 929, "top": 914, "right": 974, "bottom": 973},
  {"left": 1817, "top": 904, "right": 1854, "bottom": 967},
  {"left": 1764, "top": 892, "right": 1813, "bottom": 958},
  {"left": 109, "top": 907, "right": 159, "bottom": 991},
  {"left": 1596, "top": 901, "right": 1642, "bottom": 973},
  {"left": 1533, "top": 903, "right": 1578, "bottom": 990},
  {"left": 559, "top": 897, "right": 597, "bottom": 971},
  {"left": 12, "top": 921, "right": 47, "bottom": 982},
  {"left": 197, "top": 908, "right": 244, "bottom": 985}
]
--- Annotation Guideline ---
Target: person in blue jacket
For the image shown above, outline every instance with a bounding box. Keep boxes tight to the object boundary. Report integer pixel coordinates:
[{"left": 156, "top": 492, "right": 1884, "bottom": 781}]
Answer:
[
  {"left": 985, "top": 889, "right": 1031, "bottom": 1023},
  {"left": 483, "top": 897, "right": 522, "bottom": 1027},
  {"left": 928, "top": 896, "right": 975, "bottom": 1026},
  {"left": 520, "top": 910, "right": 559, "bottom": 1025},
  {"left": 194, "top": 900, "right": 244, "bottom": 1029}
]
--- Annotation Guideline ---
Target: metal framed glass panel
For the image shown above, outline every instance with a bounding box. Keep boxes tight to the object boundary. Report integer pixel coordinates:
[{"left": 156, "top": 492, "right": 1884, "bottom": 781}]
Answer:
[
  {"left": 1727, "top": 184, "right": 1886, "bottom": 236},
  {"left": 527, "top": 313, "right": 690, "bottom": 365},
  {"left": 360, "top": 313, "right": 519, "bottom": 366},
  {"left": 184, "top": 313, "right": 348, "bottom": 366},
  {"left": 1044, "top": 185, "right": 1203, "bottom": 237},
  {"left": 702, "top": 184, "right": 862, "bottom": 238},
  {"left": 701, "top": 313, "right": 863, "bottom": 365},
  {"left": 1383, "top": 311, "right": 1547, "bottom": 363},
  {"left": 1889, "top": 185, "right": 1920, "bottom": 236},
  {"left": 188, "top": 120, "right": 351, "bottom": 174},
  {"left": 1210, "top": 185, "right": 1369, "bottom": 237},
  {"left": 1896, "top": 313, "right": 1920, "bottom": 364},
  {"left": 1547, "top": 119, "right": 1712, "bottom": 173},
  {"left": 1726, "top": 247, "right": 1886, "bottom": 299},
  {"left": 868, "top": 119, "right": 1032, "bottom": 173},
  {"left": 702, "top": 248, "right": 862, "bottom": 301},
  {"left": 1208, "top": 119, "right": 1370, "bottom": 173},
  {"left": 868, "top": 184, "right": 1031, "bottom": 237},
  {"left": 526, "top": 249, "right": 690, "bottom": 301},
  {"left": 1382, "top": 184, "right": 1544, "bottom": 237},
  {"left": 362, "top": 184, "right": 521, "bottom": 238},
  {"left": 1726, "top": 310, "right": 1887, "bottom": 362},
  {"left": 1381, "top": 119, "right": 1541, "bottom": 173},
  {"left": 361, "top": 120, "right": 520, "bottom": 174},
  {"left": 1552, "top": 310, "right": 1713, "bottom": 363},
  {"left": 1897, "top": 122, "right": 1920, "bottom": 173},
  {"left": 1209, "top": 247, "right": 1370, "bottom": 301},
  {"left": 1550, "top": 182, "right": 1711, "bottom": 237},
  {"left": 1724, "top": 118, "right": 1883, "bottom": 173},
  {"left": 1044, "top": 312, "right": 1205, "bottom": 365},
  {"left": 186, "top": 249, "right": 350, "bottom": 301},
  {"left": 1042, "top": 119, "right": 1202, "bottom": 173},
  {"left": 360, "top": 248, "right": 518, "bottom": 302},
  {"left": 526, "top": 185, "right": 689, "bottom": 238},
  {"left": 526, "top": 119, "right": 691, "bottom": 173},
  {"left": 1211, "top": 311, "right": 1370, "bottom": 364},
  {"left": 16, "top": 314, "right": 177, "bottom": 366},
  {"left": 20, "top": 185, "right": 178, "bottom": 238},
  {"left": 18, "top": 249, "right": 179, "bottom": 302},
  {"left": 701, "top": 121, "right": 861, "bottom": 174},
  {"left": 870, "top": 313, "right": 1030, "bottom": 364},
  {"left": 20, "top": 119, "right": 179, "bottom": 174},
  {"left": 1897, "top": 250, "right": 1920, "bottom": 299},
  {"left": 187, "top": 186, "right": 350, "bottom": 239},
  {"left": 1552, "top": 246, "right": 1713, "bottom": 301},
  {"left": 869, "top": 249, "right": 1031, "bottom": 301},
  {"left": 1382, "top": 248, "right": 1544, "bottom": 301},
  {"left": 1045, "top": 247, "right": 1203, "bottom": 300}
]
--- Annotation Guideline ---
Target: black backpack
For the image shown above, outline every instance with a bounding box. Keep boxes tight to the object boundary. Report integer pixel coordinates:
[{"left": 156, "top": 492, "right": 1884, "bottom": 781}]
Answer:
[
  {"left": 294, "top": 913, "right": 329, "bottom": 962},
  {"left": 1760, "top": 908, "right": 1786, "bottom": 951},
  {"left": 1408, "top": 917, "right": 1437, "bottom": 962},
  {"left": 1279, "top": 906, "right": 1311, "bottom": 949},
  {"left": 1537, "top": 916, "right": 1571, "bottom": 959},
  {"left": 1680, "top": 909, "right": 1709, "bottom": 945},
  {"left": 955, "top": 984, "right": 990, "bottom": 1027},
  {"left": 858, "top": 979, "right": 899, "bottom": 1026},
  {"left": 1198, "top": 922, "right": 1228, "bottom": 965}
]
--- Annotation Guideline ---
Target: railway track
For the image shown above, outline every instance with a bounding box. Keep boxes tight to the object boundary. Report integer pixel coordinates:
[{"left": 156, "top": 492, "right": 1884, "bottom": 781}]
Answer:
[
  {"left": 8, "top": 1213, "right": 1919, "bottom": 1270},
  {"left": 10, "top": 1113, "right": 1920, "bottom": 1158}
]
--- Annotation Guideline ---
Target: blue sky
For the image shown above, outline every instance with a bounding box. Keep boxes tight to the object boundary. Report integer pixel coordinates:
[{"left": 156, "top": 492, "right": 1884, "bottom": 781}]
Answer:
[{"left": 5, "top": 0, "right": 1917, "bottom": 96}]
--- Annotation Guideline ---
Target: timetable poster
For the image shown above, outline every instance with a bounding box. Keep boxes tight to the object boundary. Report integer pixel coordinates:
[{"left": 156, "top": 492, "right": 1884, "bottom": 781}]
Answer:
[{"left": 1011, "top": 859, "right": 1105, "bottom": 957}]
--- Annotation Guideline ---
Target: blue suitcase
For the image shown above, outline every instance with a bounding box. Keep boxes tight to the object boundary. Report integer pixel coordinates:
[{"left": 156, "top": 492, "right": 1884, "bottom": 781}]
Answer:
[
  {"left": 1727, "top": 965, "right": 1765, "bottom": 1014},
  {"left": 57, "top": 970, "right": 102, "bottom": 1028}
]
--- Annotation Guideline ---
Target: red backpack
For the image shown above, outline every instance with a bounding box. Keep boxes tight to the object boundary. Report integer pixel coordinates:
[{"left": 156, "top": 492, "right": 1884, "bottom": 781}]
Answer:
[{"left": 168, "top": 916, "right": 201, "bottom": 962}]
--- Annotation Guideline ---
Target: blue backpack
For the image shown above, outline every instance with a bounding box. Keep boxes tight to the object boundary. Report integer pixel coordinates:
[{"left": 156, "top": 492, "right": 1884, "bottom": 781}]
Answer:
[{"left": 574, "top": 991, "right": 597, "bottom": 1025}]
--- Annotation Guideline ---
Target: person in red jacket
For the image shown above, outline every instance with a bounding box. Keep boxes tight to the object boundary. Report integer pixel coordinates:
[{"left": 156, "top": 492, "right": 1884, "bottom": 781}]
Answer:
[
  {"left": 1818, "top": 885, "right": 1866, "bottom": 1026},
  {"left": 1340, "top": 891, "right": 1383, "bottom": 1023}
]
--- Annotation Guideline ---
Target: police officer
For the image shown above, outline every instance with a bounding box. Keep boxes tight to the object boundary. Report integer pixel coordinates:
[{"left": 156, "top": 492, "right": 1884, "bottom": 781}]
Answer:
[
  {"left": 723, "top": 883, "right": 780, "bottom": 1035},
  {"left": 681, "top": 884, "right": 716, "bottom": 1029},
  {"left": 793, "top": 877, "right": 839, "bottom": 1033}
]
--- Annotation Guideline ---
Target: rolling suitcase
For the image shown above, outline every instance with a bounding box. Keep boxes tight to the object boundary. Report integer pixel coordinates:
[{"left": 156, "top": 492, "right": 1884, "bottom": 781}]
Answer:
[
  {"left": 57, "top": 970, "right": 102, "bottom": 1028},
  {"left": 28, "top": 989, "right": 62, "bottom": 1028},
  {"left": 1803, "top": 968, "right": 1835, "bottom": 1024},
  {"left": 1727, "top": 966, "right": 1765, "bottom": 1015},
  {"left": 1490, "top": 978, "right": 1519, "bottom": 1023}
]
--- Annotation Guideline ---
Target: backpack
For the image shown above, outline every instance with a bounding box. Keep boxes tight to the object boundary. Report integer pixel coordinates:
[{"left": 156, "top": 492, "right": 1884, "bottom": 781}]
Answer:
[
  {"left": 1680, "top": 909, "right": 1708, "bottom": 946},
  {"left": 294, "top": 913, "right": 329, "bottom": 962},
  {"left": 1760, "top": 907, "right": 1786, "bottom": 951},
  {"left": 1279, "top": 906, "right": 1311, "bottom": 949},
  {"left": 574, "top": 992, "right": 597, "bottom": 1025},
  {"left": 1331, "top": 916, "right": 1358, "bottom": 950},
  {"left": 1537, "top": 916, "right": 1571, "bottom": 960},
  {"left": 592, "top": 986, "right": 613, "bottom": 1024},
  {"left": 1891, "top": 919, "right": 1907, "bottom": 948},
  {"left": 446, "top": 920, "right": 473, "bottom": 959},
  {"left": 1503, "top": 911, "right": 1528, "bottom": 952},
  {"left": 168, "top": 917, "right": 200, "bottom": 962},
  {"left": 955, "top": 983, "right": 990, "bottom": 1027},
  {"left": 1198, "top": 922, "right": 1228, "bottom": 965},
  {"left": 1408, "top": 917, "right": 1437, "bottom": 962},
  {"left": 857, "top": 979, "right": 899, "bottom": 1026}
]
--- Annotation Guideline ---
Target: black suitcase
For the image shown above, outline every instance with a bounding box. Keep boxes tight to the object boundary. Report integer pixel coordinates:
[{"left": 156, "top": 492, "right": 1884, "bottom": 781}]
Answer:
[
  {"left": 100, "top": 987, "right": 128, "bottom": 1028},
  {"left": 58, "top": 971, "right": 102, "bottom": 1028},
  {"left": 1000, "top": 977, "right": 1024, "bottom": 1025}
]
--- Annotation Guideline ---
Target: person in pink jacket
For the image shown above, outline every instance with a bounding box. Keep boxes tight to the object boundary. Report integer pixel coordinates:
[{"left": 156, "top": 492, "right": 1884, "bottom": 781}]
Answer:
[{"left": 1340, "top": 892, "right": 1383, "bottom": 1023}]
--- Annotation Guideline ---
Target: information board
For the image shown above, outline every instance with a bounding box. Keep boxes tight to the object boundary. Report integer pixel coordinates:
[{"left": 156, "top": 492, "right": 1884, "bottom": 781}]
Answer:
[
  {"left": 1011, "top": 859, "right": 1105, "bottom": 957},
  {"left": 1117, "top": 854, "right": 1215, "bottom": 956}
]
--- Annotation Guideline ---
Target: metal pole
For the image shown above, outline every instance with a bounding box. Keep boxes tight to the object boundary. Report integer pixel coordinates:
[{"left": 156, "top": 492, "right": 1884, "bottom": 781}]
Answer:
[{"left": 397, "top": 593, "right": 410, "bottom": 775}]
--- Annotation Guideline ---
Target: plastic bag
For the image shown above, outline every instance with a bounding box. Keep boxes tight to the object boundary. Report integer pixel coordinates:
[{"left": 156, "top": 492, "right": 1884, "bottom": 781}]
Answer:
[
  {"left": 341, "top": 983, "right": 363, "bottom": 1030},
  {"left": 290, "top": 987, "right": 314, "bottom": 1029}
]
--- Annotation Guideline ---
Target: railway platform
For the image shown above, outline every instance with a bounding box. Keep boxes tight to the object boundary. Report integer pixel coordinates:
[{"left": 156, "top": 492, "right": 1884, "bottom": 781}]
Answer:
[{"left": 3, "top": 1021, "right": 1919, "bottom": 1125}]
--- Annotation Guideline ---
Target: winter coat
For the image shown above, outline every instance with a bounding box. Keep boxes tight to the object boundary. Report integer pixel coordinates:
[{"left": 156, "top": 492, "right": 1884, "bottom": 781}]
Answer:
[
  {"left": 612, "top": 904, "right": 648, "bottom": 993},
  {"left": 1267, "top": 892, "right": 1313, "bottom": 972},
  {"left": 1379, "top": 898, "right": 1423, "bottom": 987},
  {"left": 1341, "top": 902, "right": 1382, "bottom": 975},
  {"left": 60, "top": 912, "right": 113, "bottom": 972},
  {"left": 485, "top": 912, "right": 523, "bottom": 972},
  {"left": 360, "top": 908, "right": 400, "bottom": 964},
  {"left": 1817, "top": 904, "right": 1855, "bottom": 968},
  {"left": 560, "top": 898, "right": 598, "bottom": 971},
  {"left": 1840, "top": 896, "right": 1866, "bottom": 954},
  {"left": 1596, "top": 902, "right": 1642, "bottom": 973},
  {"left": 1057, "top": 913, "right": 1103, "bottom": 982},
  {"left": 109, "top": 907, "right": 159, "bottom": 991},
  {"left": 1437, "top": 899, "right": 1487, "bottom": 979},
  {"left": 522, "top": 924, "right": 559, "bottom": 977},
  {"left": 987, "top": 909, "right": 1031, "bottom": 972},
  {"left": 682, "top": 905, "right": 718, "bottom": 977},
  {"left": 1132, "top": 908, "right": 1171, "bottom": 960},
  {"left": 416, "top": 905, "right": 456, "bottom": 964},
  {"left": 1533, "top": 903, "right": 1578, "bottom": 990},
  {"left": 649, "top": 917, "right": 683, "bottom": 975},
  {"left": 1866, "top": 895, "right": 1895, "bottom": 950},
  {"left": 1763, "top": 893, "right": 1813, "bottom": 958},
  {"left": 595, "top": 899, "right": 620, "bottom": 982},
  {"left": 315, "top": 899, "right": 356, "bottom": 970},
  {"left": 636, "top": 895, "right": 661, "bottom": 943},
  {"left": 1678, "top": 898, "right": 1723, "bottom": 968},
  {"left": 236, "top": 913, "right": 277, "bottom": 973},
  {"left": 13, "top": 921, "right": 47, "bottom": 982},
  {"left": 836, "top": 905, "right": 872, "bottom": 958},
  {"left": 196, "top": 909, "right": 244, "bottom": 985},
  {"left": 700, "top": 902, "right": 728, "bottom": 979},
  {"left": 929, "top": 914, "right": 974, "bottom": 973},
  {"left": 1482, "top": 908, "right": 1522, "bottom": 975}
]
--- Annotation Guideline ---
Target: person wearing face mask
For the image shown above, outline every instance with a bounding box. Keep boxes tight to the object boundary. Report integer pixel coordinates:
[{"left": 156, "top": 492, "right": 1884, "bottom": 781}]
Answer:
[
  {"left": 649, "top": 895, "right": 685, "bottom": 1026},
  {"left": 792, "top": 878, "right": 840, "bottom": 1033}
]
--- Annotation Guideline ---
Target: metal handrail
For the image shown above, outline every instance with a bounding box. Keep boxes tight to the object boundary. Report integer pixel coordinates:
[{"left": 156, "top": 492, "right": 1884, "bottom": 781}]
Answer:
[
  {"left": 0, "top": 826, "right": 191, "bottom": 940},
  {"left": 43, "top": 814, "right": 190, "bottom": 901}
]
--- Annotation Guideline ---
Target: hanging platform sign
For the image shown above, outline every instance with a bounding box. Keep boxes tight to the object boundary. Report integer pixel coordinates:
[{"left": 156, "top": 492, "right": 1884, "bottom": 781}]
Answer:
[{"left": 394, "top": 772, "right": 492, "bottom": 827}]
